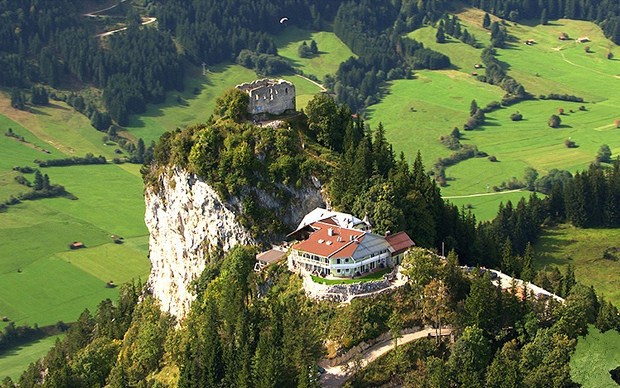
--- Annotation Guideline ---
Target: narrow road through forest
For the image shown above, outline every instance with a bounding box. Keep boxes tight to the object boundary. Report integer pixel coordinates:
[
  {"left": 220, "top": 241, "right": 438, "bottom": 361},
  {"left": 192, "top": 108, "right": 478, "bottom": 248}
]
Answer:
[{"left": 319, "top": 327, "right": 452, "bottom": 387}]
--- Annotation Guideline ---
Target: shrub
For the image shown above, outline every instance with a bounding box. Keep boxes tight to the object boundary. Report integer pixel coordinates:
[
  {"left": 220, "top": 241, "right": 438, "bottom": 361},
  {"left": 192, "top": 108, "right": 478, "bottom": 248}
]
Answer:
[
  {"left": 481, "top": 101, "right": 501, "bottom": 113},
  {"left": 463, "top": 117, "right": 478, "bottom": 130},
  {"left": 596, "top": 144, "right": 612, "bottom": 163},
  {"left": 488, "top": 155, "right": 498, "bottom": 162},
  {"left": 510, "top": 112, "right": 523, "bottom": 121},
  {"left": 545, "top": 93, "right": 584, "bottom": 102},
  {"left": 564, "top": 139, "right": 577, "bottom": 148},
  {"left": 548, "top": 114, "right": 561, "bottom": 128}
]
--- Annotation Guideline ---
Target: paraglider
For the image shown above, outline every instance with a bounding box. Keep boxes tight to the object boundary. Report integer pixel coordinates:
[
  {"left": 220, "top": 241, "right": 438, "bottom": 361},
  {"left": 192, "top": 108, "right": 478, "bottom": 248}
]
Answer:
[{"left": 279, "top": 17, "right": 289, "bottom": 25}]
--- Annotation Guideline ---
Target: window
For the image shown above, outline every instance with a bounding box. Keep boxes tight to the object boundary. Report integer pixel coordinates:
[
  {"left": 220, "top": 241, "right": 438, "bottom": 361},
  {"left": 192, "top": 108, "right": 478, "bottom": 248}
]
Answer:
[
  {"left": 285, "top": 88, "right": 288, "bottom": 94},
  {"left": 336, "top": 259, "right": 341, "bottom": 264},
  {"left": 345, "top": 258, "right": 349, "bottom": 263},
  {"left": 337, "top": 269, "right": 341, "bottom": 273}
]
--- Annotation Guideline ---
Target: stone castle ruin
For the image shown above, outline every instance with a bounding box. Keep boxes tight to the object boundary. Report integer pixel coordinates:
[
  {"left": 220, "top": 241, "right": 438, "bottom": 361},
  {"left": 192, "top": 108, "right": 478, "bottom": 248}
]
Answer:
[{"left": 236, "top": 79, "right": 295, "bottom": 116}]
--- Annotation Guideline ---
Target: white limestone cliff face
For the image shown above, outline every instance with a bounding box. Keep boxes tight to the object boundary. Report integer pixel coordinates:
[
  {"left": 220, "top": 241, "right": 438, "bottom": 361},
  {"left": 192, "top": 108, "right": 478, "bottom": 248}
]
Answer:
[{"left": 144, "top": 168, "right": 324, "bottom": 320}]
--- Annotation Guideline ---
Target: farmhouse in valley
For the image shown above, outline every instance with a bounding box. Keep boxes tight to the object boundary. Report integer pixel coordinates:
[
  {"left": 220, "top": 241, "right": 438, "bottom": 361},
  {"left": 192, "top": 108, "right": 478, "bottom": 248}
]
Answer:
[
  {"left": 287, "top": 208, "right": 414, "bottom": 278},
  {"left": 236, "top": 78, "right": 295, "bottom": 115}
]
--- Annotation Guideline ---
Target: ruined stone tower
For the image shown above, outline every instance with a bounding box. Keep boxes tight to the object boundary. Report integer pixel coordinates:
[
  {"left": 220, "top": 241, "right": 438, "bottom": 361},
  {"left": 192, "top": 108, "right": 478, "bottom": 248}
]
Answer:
[{"left": 236, "top": 79, "right": 296, "bottom": 115}]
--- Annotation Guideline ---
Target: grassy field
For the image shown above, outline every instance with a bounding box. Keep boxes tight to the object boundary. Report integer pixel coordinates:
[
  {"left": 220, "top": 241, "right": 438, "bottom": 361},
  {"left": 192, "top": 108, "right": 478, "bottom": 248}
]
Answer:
[
  {"left": 0, "top": 97, "right": 150, "bottom": 330},
  {"left": 570, "top": 326, "right": 620, "bottom": 388},
  {"left": 366, "top": 14, "right": 619, "bottom": 217},
  {"left": 274, "top": 26, "right": 356, "bottom": 81},
  {"left": 444, "top": 190, "right": 533, "bottom": 222},
  {"left": 124, "top": 63, "right": 323, "bottom": 144},
  {"left": 366, "top": 70, "right": 505, "bottom": 167},
  {"left": 0, "top": 335, "right": 63, "bottom": 381},
  {"left": 534, "top": 224, "right": 620, "bottom": 306}
]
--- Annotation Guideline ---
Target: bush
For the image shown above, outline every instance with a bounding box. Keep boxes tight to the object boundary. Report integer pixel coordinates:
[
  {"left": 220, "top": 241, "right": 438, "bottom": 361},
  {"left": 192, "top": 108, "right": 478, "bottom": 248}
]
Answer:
[
  {"left": 548, "top": 114, "right": 561, "bottom": 128},
  {"left": 564, "top": 139, "right": 577, "bottom": 148},
  {"left": 481, "top": 101, "right": 501, "bottom": 113},
  {"left": 510, "top": 112, "right": 523, "bottom": 121},
  {"left": 545, "top": 93, "right": 584, "bottom": 102},
  {"left": 488, "top": 155, "right": 498, "bottom": 162},
  {"left": 463, "top": 117, "right": 478, "bottom": 130}
]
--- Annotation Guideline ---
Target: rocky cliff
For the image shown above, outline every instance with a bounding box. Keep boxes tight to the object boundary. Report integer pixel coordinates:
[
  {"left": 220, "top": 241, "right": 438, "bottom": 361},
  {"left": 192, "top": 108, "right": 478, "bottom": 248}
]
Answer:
[{"left": 145, "top": 168, "right": 324, "bottom": 320}]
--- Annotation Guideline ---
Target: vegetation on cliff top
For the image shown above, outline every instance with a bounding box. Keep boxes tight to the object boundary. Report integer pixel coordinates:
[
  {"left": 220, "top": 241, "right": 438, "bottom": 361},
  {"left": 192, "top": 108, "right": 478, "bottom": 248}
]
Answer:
[{"left": 143, "top": 90, "right": 334, "bottom": 237}]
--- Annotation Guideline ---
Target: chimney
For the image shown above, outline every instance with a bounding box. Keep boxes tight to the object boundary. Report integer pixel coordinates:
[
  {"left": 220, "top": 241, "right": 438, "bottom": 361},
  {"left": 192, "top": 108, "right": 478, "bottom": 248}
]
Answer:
[{"left": 328, "top": 228, "right": 334, "bottom": 236}]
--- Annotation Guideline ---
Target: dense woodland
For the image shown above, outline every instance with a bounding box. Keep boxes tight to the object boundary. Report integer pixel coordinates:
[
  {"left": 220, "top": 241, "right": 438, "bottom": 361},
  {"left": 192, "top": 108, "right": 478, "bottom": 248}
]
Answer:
[{"left": 5, "top": 241, "right": 619, "bottom": 387}]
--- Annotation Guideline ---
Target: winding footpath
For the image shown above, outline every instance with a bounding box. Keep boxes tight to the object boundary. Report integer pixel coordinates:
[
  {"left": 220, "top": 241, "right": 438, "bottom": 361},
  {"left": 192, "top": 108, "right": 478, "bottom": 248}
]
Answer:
[
  {"left": 295, "top": 74, "right": 327, "bottom": 92},
  {"left": 319, "top": 327, "right": 452, "bottom": 387}
]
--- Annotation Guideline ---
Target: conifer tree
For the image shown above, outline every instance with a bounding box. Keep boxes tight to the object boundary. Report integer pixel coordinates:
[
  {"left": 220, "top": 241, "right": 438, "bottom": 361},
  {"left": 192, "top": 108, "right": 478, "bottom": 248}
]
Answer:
[
  {"left": 521, "top": 243, "right": 535, "bottom": 282},
  {"left": 540, "top": 8, "right": 548, "bottom": 25},
  {"left": 436, "top": 25, "right": 446, "bottom": 43},
  {"left": 483, "top": 13, "right": 491, "bottom": 29}
]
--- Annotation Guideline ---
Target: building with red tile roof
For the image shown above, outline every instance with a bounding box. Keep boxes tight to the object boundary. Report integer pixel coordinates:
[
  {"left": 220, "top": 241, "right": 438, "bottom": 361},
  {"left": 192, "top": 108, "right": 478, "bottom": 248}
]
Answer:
[{"left": 288, "top": 218, "right": 414, "bottom": 278}]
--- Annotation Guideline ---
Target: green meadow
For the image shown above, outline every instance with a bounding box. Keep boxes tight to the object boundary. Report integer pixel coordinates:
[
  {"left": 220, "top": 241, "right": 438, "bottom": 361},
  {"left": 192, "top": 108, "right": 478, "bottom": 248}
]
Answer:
[
  {"left": 534, "top": 224, "right": 620, "bottom": 306},
  {"left": 444, "top": 190, "right": 531, "bottom": 222},
  {"left": 366, "top": 14, "right": 619, "bottom": 216},
  {"left": 366, "top": 70, "right": 505, "bottom": 166},
  {"left": 571, "top": 326, "right": 620, "bottom": 388},
  {"left": 273, "top": 26, "right": 356, "bottom": 81},
  {"left": 124, "top": 63, "right": 323, "bottom": 144},
  {"left": 0, "top": 101, "right": 150, "bottom": 330},
  {"left": 0, "top": 335, "right": 63, "bottom": 381}
]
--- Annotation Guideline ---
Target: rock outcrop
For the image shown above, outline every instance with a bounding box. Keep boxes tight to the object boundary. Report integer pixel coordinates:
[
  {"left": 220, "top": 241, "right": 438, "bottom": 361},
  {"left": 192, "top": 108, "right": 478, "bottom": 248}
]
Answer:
[{"left": 145, "top": 168, "right": 324, "bottom": 320}]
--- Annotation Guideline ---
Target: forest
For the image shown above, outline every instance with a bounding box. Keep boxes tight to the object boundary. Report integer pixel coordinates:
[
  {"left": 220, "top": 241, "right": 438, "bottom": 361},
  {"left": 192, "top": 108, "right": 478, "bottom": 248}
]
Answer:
[{"left": 3, "top": 0, "right": 617, "bottom": 125}]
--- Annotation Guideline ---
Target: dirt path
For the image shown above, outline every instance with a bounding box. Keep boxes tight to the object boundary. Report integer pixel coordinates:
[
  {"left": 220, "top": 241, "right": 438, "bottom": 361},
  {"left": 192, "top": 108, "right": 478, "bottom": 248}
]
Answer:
[
  {"left": 95, "top": 17, "right": 157, "bottom": 38},
  {"left": 559, "top": 51, "right": 618, "bottom": 80},
  {"left": 83, "top": 0, "right": 127, "bottom": 17},
  {"left": 442, "top": 188, "right": 523, "bottom": 199},
  {"left": 82, "top": 0, "right": 157, "bottom": 38},
  {"left": 295, "top": 74, "right": 327, "bottom": 92},
  {"left": 319, "top": 327, "right": 452, "bottom": 387}
]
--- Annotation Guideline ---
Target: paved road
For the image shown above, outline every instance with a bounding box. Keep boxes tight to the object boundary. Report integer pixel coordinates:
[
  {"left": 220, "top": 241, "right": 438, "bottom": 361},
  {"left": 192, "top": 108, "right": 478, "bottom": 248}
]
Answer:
[{"left": 319, "top": 327, "right": 452, "bottom": 387}]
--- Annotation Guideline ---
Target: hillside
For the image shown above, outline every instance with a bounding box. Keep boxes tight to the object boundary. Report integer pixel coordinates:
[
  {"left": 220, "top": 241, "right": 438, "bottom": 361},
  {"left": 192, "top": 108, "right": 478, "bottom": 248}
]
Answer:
[{"left": 369, "top": 14, "right": 619, "bottom": 206}]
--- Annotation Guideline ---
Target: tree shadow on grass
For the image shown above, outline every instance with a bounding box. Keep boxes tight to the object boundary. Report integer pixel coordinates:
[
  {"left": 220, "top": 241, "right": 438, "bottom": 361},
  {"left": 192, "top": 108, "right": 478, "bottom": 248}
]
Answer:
[
  {"left": 46, "top": 103, "right": 70, "bottom": 111},
  {"left": 28, "top": 107, "right": 50, "bottom": 116},
  {"left": 126, "top": 63, "right": 227, "bottom": 128}
]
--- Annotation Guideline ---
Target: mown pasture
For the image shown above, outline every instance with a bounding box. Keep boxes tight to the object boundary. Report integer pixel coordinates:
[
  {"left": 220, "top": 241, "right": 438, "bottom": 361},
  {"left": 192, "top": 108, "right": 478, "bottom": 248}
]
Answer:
[
  {"left": 0, "top": 335, "right": 63, "bottom": 381},
  {"left": 273, "top": 26, "right": 356, "bottom": 81},
  {"left": 0, "top": 104, "right": 150, "bottom": 330},
  {"left": 367, "top": 15, "right": 618, "bottom": 215},
  {"left": 534, "top": 224, "right": 620, "bottom": 306},
  {"left": 444, "top": 190, "right": 531, "bottom": 222},
  {"left": 124, "top": 63, "right": 323, "bottom": 144}
]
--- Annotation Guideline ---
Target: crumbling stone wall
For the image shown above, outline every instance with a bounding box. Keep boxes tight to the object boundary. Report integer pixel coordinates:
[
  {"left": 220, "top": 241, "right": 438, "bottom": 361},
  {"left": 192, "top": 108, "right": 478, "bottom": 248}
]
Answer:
[{"left": 236, "top": 78, "right": 295, "bottom": 115}]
